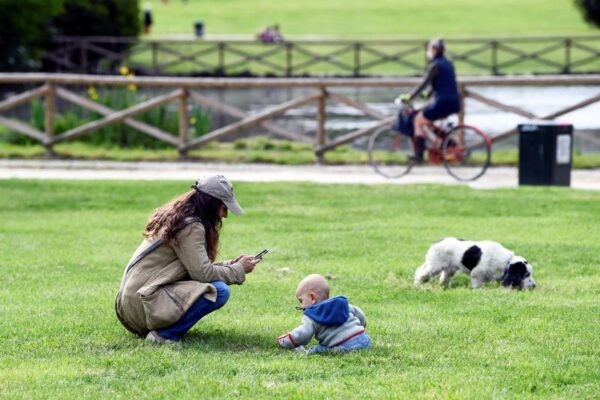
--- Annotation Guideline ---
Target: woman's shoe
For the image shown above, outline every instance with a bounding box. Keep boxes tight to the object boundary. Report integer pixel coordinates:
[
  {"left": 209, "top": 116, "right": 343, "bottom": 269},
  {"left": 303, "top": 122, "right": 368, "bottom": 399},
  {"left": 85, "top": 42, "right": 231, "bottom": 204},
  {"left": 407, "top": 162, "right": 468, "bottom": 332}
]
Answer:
[{"left": 145, "top": 330, "right": 176, "bottom": 344}]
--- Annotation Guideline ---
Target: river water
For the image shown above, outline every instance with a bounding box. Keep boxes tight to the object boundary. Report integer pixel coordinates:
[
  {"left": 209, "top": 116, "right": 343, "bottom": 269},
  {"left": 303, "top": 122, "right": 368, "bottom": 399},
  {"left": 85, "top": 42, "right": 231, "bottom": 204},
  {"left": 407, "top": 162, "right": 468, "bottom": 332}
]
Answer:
[{"left": 212, "top": 85, "right": 600, "bottom": 152}]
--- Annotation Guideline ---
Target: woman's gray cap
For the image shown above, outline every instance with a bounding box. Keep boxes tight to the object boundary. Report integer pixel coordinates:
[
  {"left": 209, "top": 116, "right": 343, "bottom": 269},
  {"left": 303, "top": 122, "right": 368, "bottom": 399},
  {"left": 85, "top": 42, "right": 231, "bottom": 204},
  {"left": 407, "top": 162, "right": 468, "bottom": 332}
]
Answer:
[{"left": 193, "top": 175, "right": 244, "bottom": 215}]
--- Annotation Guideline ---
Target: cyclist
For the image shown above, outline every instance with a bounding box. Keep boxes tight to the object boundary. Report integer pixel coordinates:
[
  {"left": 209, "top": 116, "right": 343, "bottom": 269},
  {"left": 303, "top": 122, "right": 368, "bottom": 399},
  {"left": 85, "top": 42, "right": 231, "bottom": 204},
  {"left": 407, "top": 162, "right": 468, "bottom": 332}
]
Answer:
[{"left": 397, "top": 38, "right": 461, "bottom": 162}]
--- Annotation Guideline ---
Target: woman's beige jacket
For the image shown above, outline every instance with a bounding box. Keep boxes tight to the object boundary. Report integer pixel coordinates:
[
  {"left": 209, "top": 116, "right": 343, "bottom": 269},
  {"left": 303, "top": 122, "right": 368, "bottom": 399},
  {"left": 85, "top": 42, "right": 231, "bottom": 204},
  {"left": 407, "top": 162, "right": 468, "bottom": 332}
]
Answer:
[{"left": 115, "top": 221, "right": 245, "bottom": 335}]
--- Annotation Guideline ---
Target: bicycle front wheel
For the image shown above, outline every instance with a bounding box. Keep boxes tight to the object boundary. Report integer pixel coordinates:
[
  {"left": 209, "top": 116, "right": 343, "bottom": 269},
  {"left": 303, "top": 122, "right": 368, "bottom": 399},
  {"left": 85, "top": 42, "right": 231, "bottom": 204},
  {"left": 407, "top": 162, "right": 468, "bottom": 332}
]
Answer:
[
  {"left": 442, "top": 125, "right": 492, "bottom": 181},
  {"left": 368, "top": 126, "right": 415, "bottom": 179}
]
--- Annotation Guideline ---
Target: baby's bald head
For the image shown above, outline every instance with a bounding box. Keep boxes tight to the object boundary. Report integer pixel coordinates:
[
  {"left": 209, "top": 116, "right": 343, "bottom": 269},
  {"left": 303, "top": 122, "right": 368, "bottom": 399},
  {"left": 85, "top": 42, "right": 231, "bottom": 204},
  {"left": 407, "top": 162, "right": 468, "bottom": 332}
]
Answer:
[{"left": 296, "top": 274, "right": 330, "bottom": 303}]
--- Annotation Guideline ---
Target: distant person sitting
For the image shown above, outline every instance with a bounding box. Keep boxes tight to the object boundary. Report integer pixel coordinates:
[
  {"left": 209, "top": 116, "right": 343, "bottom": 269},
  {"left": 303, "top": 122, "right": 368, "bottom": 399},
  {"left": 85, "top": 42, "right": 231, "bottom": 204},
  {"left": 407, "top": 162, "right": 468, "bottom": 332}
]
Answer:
[
  {"left": 257, "top": 24, "right": 284, "bottom": 43},
  {"left": 271, "top": 24, "right": 284, "bottom": 42},
  {"left": 397, "top": 38, "right": 461, "bottom": 162}
]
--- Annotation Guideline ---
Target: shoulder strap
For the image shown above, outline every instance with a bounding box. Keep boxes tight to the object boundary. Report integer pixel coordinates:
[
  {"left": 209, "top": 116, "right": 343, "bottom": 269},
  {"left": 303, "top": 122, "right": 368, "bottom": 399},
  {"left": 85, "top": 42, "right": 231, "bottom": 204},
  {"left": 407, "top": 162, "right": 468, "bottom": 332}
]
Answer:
[
  {"left": 124, "top": 217, "right": 203, "bottom": 274},
  {"left": 125, "top": 239, "right": 163, "bottom": 274}
]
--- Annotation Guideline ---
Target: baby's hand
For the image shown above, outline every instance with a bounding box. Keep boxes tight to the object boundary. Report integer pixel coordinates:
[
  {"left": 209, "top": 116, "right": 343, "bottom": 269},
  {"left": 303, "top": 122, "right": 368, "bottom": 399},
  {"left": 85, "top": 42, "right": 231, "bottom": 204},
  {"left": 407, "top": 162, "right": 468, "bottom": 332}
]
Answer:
[
  {"left": 276, "top": 333, "right": 295, "bottom": 349},
  {"left": 294, "top": 345, "right": 308, "bottom": 354}
]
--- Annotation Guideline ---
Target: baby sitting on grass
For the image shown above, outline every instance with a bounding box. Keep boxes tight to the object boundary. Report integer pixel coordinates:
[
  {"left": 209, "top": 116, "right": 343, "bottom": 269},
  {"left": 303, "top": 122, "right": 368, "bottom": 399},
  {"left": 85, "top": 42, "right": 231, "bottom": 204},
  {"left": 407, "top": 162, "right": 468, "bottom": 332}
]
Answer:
[{"left": 277, "top": 274, "right": 371, "bottom": 355}]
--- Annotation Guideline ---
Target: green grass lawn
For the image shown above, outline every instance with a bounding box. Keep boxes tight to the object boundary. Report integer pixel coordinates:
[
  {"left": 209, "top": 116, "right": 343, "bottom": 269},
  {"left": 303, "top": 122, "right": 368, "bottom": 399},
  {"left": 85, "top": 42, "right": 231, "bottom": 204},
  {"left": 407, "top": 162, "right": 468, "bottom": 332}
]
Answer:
[
  {"left": 145, "top": 0, "right": 596, "bottom": 38},
  {"left": 129, "top": 1, "right": 600, "bottom": 76},
  {"left": 1, "top": 180, "right": 599, "bottom": 398}
]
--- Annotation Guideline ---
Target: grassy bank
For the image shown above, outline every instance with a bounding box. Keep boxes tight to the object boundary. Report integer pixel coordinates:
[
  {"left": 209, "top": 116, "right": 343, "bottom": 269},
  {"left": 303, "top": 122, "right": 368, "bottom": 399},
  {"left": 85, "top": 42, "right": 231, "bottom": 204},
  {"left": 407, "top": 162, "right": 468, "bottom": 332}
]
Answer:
[
  {"left": 0, "top": 139, "right": 365, "bottom": 165},
  {"left": 1, "top": 139, "right": 600, "bottom": 168},
  {"left": 1, "top": 180, "right": 599, "bottom": 398}
]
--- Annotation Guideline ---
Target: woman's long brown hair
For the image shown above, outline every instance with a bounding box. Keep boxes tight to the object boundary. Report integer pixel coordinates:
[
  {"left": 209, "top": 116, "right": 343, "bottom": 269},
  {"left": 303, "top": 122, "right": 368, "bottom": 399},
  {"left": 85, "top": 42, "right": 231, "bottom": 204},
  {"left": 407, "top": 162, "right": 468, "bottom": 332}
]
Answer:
[{"left": 143, "top": 189, "right": 223, "bottom": 261}]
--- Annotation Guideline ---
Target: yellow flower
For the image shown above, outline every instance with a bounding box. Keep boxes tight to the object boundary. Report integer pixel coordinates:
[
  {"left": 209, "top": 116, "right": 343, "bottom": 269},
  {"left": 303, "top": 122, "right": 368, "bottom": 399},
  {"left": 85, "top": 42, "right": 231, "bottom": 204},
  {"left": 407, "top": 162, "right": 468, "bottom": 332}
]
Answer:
[
  {"left": 119, "top": 66, "right": 129, "bottom": 76},
  {"left": 87, "top": 86, "right": 99, "bottom": 101},
  {"left": 189, "top": 116, "right": 197, "bottom": 125},
  {"left": 125, "top": 72, "right": 136, "bottom": 92}
]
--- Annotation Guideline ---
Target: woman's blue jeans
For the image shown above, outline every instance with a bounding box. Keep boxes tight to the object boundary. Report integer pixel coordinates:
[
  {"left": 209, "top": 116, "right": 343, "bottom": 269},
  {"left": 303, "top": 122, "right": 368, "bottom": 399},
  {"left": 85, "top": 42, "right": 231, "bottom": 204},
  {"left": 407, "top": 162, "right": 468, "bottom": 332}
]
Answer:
[{"left": 157, "top": 281, "right": 230, "bottom": 341}]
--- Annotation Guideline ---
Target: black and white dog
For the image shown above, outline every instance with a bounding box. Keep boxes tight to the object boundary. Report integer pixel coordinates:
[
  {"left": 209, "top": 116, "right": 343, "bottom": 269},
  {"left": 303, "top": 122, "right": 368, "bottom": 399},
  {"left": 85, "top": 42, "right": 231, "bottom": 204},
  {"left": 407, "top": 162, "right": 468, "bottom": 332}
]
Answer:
[{"left": 414, "top": 238, "right": 536, "bottom": 289}]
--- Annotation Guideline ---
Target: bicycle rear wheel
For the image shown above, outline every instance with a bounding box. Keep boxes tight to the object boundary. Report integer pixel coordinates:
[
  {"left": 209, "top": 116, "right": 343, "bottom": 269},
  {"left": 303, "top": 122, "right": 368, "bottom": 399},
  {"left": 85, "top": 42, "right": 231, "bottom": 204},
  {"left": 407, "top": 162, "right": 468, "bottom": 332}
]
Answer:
[
  {"left": 368, "top": 126, "right": 415, "bottom": 179},
  {"left": 442, "top": 125, "right": 492, "bottom": 181}
]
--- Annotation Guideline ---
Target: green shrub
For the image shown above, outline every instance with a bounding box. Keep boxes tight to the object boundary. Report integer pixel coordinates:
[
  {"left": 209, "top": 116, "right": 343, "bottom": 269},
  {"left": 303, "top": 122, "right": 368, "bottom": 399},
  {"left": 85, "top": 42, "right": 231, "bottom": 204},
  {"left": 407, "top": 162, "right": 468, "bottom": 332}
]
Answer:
[
  {"left": 233, "top": 139, "right": 249, "bottom": 150},
  {"left": 271, "top": 140, "right": 294, "bottom": 151},
  {"left": 1, "top": 88, "right": 211, "bottom": 149}
]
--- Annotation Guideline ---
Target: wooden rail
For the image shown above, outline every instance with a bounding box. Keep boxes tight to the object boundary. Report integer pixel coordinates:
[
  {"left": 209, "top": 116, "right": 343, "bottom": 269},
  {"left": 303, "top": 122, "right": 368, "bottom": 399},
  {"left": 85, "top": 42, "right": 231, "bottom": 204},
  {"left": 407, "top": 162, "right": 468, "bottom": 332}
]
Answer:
[
  {"left": 43, "top": 35, "right": 600, "bottom": 77},
  {"left": 0, "top": 73, "right": 599, "bottom": 160}
]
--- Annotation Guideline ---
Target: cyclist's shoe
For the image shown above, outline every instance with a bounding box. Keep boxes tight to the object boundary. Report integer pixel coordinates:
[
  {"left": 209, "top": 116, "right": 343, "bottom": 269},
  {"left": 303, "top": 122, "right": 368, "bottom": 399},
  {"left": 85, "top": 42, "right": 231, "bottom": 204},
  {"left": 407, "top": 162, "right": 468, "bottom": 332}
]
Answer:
[
  {"left": 412, "top": 136, "right": 426, "bottom": 164},
  {"left": 409, "top": 155, "right": 424, "bottom": 165}
]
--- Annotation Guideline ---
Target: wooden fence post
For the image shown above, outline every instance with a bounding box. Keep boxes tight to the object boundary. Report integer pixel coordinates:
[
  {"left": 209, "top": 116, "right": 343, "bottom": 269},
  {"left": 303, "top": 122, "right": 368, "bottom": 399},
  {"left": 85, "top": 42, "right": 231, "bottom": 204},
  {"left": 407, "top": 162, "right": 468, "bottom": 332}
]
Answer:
[
  {"left": 218, "top": 43, "right": 225, "bottom": 75},
  {"left": 353, "top": 43, "right": 361, "bottom": 77},
  {"left": 152, "top": 42, "right": 159, "bottom": 74},
  {"left": 80, "top": 41, "right": 88, "bottom": 73},
  {"left": 286, "top": 42, "right": 293, "bottom": 77},
  {"left": 44, "top": 83, "right": 55, "bottom": 157},
  {"left": 491, "top": 40, "right": 499, "bottom": 75},
  {"left": 179, "top": 88, "right": 189, "bottom": 159},
  {"left": 564, "top": 38, "right": 572, "bottom": 74},
  {"left": 315, "top": 87, "right": 327, "bottom": 164}
]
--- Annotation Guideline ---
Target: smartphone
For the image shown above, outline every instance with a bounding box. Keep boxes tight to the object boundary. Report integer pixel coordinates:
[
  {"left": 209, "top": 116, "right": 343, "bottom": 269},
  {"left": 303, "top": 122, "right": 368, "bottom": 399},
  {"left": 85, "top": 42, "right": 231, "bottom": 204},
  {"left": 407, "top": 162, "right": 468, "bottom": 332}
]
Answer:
[{"left": 254, "top": 249, "right": 269, "bottom": 260}]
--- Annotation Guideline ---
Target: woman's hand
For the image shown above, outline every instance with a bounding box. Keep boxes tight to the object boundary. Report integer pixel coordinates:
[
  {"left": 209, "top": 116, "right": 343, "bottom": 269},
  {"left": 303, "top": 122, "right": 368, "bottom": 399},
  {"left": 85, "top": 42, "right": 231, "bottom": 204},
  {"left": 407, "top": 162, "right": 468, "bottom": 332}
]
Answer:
[
  {"left": 233, "top": 254, "right": 252, "bottom": 263},
  {"left": 238, "top": 255, "right": 260, "bottom": 273}
]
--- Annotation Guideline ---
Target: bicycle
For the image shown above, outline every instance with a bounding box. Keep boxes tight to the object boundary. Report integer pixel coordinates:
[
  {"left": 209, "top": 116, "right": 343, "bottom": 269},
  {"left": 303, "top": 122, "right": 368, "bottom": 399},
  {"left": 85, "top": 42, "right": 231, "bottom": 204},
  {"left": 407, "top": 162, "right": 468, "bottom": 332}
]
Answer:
[{"left": 368, "top": 101, "right": 493, "bottom": 182}]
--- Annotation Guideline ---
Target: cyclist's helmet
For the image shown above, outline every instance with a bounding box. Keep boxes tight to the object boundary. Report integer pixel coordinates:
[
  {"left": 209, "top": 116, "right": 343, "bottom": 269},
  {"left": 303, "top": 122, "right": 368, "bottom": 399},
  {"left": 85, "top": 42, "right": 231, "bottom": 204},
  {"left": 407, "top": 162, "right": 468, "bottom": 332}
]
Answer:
[{"left": 428, "top": 38, "right": 445, "bottom": 56}]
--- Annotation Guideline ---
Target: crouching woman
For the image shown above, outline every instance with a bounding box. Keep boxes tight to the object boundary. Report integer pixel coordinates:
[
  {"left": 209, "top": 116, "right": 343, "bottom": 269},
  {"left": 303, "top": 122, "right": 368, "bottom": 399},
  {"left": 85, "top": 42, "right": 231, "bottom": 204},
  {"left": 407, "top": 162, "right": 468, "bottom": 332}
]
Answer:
[{"left": 115, "top": 175, "right": 259, "bottom": 343}]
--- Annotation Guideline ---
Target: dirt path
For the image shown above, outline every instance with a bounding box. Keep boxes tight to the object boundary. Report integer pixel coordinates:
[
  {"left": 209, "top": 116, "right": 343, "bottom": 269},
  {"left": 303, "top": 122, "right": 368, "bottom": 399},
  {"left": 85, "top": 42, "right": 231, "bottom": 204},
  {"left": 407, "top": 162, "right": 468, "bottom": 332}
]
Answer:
[{"left": 1, "top": 160, "right": 598, "bottom": 190}]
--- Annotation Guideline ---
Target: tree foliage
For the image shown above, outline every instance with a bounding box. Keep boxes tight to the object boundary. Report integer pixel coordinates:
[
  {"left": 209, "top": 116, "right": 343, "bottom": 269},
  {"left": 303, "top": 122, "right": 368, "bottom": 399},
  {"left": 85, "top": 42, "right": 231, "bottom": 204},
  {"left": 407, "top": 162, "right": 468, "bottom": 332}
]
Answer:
[
  {"left": 0, "top": 0, "right": 140, "bottom": 71},
  {"left": 0, "top": 0, "right": 63, "bottom": 71},
  {"left": 52, "top": 0, "right": 140, "bottom": 37},
  {"left": 575, "top": 0, "right": 600, "bottom": 27}
]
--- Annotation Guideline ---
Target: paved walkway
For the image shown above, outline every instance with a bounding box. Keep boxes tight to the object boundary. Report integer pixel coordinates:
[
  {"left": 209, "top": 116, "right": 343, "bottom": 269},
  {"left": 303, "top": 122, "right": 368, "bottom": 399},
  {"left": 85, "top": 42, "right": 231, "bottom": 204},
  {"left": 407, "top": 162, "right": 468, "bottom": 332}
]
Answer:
[{"left": 0, "top": 159, "right": 598, "bottom": 190}]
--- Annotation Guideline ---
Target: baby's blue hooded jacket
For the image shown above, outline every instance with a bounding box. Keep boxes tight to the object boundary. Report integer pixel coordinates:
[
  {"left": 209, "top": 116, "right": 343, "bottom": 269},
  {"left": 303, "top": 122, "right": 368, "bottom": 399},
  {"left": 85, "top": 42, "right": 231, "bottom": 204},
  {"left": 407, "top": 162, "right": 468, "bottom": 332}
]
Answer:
[{"left": 282, "top": 296, "right": 367, "bottom": 348}]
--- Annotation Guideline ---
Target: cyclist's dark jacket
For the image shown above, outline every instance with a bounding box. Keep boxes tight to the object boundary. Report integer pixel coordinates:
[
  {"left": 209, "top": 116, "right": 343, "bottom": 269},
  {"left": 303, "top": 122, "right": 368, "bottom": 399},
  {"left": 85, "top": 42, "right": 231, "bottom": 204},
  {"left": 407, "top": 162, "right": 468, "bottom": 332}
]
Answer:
[{"left": 410, "top": 55, "right": 459, "bottom": 102}]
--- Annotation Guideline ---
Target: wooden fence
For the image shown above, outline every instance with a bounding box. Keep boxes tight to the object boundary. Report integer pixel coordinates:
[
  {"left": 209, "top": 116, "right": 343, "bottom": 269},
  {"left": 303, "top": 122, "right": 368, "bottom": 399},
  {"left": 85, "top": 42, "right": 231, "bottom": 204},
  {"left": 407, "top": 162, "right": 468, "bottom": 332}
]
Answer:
[
  {"left": 44, "top": 35, "right": 600, "bottom": 77},
  {"left": 1, "top": 73, "right": 599, "bottom": 161}
]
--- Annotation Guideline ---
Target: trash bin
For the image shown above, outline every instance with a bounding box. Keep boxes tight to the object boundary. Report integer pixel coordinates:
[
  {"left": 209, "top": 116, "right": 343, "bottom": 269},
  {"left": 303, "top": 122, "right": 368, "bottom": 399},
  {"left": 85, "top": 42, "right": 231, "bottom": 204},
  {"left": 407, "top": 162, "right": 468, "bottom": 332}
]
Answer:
[
  {"left": 518, "top": 122, "right": 573, "bottom": 186},
  {"left": 194, "top": 21, "right": 204, "bottom": 38}
]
